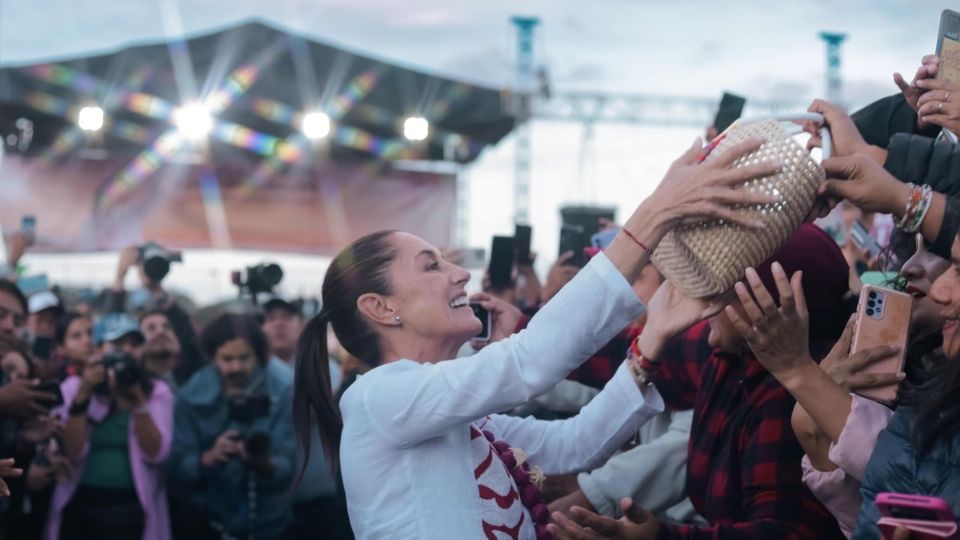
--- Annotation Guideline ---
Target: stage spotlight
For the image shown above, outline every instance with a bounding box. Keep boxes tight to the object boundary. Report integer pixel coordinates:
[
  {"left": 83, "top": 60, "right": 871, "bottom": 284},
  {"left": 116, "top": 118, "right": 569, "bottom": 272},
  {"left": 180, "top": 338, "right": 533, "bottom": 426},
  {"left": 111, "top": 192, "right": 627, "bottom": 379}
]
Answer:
[
  {"left": 302, "top": 112, "right": 331, "bottom": 139},
  {"left": 403, "top": 116, "right": 429, "bottom": 141},
  {"left": 78, "top": 106, "right": 104, "bottom": 132},
  {"left": 173, "top": 103, "right": 213, "bottom": 140}
]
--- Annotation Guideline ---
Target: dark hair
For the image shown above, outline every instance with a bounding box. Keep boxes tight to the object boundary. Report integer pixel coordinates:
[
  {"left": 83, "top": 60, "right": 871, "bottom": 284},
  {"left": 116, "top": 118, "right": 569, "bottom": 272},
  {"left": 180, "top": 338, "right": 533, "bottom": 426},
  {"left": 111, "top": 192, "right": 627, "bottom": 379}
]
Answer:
[
  {"left": 0, "top": 337, "right": 34, "bottom": 379},
  {"left": 138, "top": 308, "right": 170, "bottom": 325},
  {"left": 200, "top": 314, "right": 270, "bottom": 366},
  {"left": 0, "top": 279, "right": 27, "bottom": 316},
  {"left": 55, "top": 312, "right": 91, "bottom": 346},
  {"left": 293, "top": 230, "right": 397, "bottom": 484},
  {"left": 912, "top": 358, "right": 960, "bottom": 455}
]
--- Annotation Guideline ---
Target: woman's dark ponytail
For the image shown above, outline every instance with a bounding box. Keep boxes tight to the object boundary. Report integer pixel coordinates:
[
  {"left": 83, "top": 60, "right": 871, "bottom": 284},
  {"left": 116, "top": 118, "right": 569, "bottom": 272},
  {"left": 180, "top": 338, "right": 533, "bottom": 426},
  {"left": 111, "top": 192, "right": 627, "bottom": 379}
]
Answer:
[
  {"left": 292, "top": 229, "right": 399, "bottom": 486},
  {"left": 293, "top": 311, "right": 340, "bottom": 484}
]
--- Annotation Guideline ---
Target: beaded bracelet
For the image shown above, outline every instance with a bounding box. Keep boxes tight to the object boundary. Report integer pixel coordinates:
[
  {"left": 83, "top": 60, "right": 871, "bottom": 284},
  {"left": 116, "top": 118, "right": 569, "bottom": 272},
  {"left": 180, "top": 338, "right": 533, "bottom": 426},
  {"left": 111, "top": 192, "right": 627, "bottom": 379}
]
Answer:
[{"left": 900, "top": 184, "right": 933, "bottom": 233}]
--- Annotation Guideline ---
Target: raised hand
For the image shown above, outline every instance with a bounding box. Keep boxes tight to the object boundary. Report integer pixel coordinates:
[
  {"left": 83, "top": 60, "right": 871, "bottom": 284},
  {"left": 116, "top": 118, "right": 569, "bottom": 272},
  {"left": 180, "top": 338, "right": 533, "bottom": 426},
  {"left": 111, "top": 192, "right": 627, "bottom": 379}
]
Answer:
[{"left": 637, "top": 280, "right": 732, "bottom": 361}]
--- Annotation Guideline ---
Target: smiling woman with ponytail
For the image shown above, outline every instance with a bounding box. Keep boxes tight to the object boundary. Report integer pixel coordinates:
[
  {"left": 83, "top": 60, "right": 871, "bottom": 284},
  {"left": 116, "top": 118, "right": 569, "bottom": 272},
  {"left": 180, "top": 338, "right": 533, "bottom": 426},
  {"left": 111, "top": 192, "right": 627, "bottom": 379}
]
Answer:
[{"left": 291, "top": 138, "right": 782, "bottom": 539}]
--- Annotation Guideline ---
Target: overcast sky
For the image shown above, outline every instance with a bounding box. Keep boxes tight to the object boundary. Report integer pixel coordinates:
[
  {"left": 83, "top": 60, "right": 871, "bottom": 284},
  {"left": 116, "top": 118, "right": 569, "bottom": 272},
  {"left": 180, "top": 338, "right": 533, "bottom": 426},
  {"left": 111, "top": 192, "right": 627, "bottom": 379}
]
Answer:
[{"left": 0, "top": 0, "right": 951, "bottom": 288}]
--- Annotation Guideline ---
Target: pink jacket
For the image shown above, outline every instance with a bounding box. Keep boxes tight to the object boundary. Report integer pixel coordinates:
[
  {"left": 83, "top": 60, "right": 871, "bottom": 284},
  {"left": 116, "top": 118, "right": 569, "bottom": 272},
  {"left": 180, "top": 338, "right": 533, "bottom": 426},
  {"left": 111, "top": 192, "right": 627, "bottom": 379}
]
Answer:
[
  {"left": 801, "top": 394, "right": 894, "bottom": 538},
  {"left": 44, "top": 376, "right": 174, "bottom": 540}
]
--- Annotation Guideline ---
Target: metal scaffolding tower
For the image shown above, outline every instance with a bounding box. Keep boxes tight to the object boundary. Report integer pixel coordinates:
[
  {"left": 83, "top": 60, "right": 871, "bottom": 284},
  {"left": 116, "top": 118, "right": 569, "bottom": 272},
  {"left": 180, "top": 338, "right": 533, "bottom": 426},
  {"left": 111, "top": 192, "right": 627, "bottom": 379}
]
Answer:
[
  {"left": 511, "top": 16, "right": 539, "bottom": 225},
  {"left": 819, "top": 32, "right": 847, "bottom": 106}
]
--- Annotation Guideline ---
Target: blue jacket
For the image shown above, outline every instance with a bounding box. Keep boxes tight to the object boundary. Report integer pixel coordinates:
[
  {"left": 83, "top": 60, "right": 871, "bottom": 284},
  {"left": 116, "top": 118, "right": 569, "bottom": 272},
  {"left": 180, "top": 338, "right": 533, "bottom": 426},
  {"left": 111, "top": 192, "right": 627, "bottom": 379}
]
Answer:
[
  {"left": 853, "top": 406, "right": 960, "bottom": 538},
  {"left": 169, "top": 361, "right": 296, "bottom": 538}
]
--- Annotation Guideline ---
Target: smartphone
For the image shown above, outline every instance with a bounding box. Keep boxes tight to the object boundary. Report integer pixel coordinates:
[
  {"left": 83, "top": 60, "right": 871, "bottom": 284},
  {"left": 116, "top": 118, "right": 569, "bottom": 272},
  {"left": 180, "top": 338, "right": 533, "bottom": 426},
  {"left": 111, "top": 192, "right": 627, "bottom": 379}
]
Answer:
[
  {"left": 877, "top": 493, "right": 959, "bottom": 540},
  {"left": 559, "top": 224, "right": 587, "bottom": 268},
  {"left": 32, "top": 336, "right": 55, "bottom": 361},
  {"left": 936, "top": 9, "right": 960, "bottom": 86},
  {"left": 21, "top": 215, "right": 36, "bottom": 246},
  {"left": 515, "top": 224, "right": 533, "bottom": 266},
  {"left": 851, "top": 286, "right": 913, "bottom": 403},
  {"left": 851, "top": 220, "right": 883, "bottom": 258},
  {"left": 35, "top": 380, "right": 64, "bottom": 408},
  {"left": 713, "top": 92, "right": 747, "bottom": 134},
  {"left": 470, "top": 301, "right": 491, "bottom": 341},
  {"left": 488, "top": 236, "right": 516, "bottom": 289}
]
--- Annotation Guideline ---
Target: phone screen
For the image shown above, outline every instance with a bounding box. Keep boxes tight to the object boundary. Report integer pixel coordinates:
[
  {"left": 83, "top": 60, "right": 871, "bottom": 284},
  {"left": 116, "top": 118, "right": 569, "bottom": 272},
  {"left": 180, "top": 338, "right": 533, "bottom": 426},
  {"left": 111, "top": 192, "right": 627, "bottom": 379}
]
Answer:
[
  {"left": 851, "top": 221, "right": 882, "bottom": 257},
  {"left": 713, "top": 92, "right": 747, "bottom": 133},
  {"left": 488, "top": 236, "right": 516, "bottom": 289},
  {"left": 470, "top": 302, "right": 491, "bottom": 341},
  {"left": 559, "top": 224, "right": 587, "bottom": 267},
  {"left": 515, "top": 225, "right": 533, "bottom": 265},
  {"left": 937, "top": 9, "right": 960, "bottom": 85}
]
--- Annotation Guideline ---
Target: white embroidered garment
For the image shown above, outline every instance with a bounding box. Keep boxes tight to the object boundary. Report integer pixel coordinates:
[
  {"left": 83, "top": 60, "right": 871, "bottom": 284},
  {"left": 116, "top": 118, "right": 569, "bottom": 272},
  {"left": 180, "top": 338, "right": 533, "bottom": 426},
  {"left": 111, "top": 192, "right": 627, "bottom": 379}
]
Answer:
[{"left": 338, "top": 253, "right": 665, "bottom": 539}]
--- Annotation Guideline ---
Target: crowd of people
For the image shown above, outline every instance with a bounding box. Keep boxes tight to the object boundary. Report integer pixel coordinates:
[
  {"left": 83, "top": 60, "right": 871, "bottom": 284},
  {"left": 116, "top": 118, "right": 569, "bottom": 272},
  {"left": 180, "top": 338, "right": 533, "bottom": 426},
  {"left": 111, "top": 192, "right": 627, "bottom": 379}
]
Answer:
[{"left": 1, "top": 52, "right": 960, "bottom": 540}]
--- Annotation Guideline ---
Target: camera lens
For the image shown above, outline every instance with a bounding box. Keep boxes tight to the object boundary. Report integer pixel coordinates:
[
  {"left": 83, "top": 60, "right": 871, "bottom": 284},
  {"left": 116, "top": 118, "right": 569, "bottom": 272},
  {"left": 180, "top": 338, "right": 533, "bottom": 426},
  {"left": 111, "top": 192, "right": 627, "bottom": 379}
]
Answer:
[
  {"left": 867, "top": 308, "right": 875, "bottom": 316},
  {"left": 868, "top": 291, "right": 878, "bottom": 299},
  {"left": 868, "top": 300, "right": 875, "bottom": 308}
]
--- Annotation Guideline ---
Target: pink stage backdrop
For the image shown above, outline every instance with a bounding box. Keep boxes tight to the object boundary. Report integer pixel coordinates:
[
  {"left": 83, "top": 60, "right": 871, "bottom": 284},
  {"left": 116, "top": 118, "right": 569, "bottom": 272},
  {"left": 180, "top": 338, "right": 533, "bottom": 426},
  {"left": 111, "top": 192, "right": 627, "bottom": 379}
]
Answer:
[{"left": 0, "top": 155, "right": 455, "bottom": 254}]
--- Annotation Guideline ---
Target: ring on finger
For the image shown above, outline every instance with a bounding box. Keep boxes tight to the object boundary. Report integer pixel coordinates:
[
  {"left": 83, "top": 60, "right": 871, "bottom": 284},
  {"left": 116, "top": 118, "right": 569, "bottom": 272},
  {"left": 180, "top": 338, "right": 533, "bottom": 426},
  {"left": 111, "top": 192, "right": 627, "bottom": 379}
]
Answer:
[{"left": 939, "top": 102, "right": 944, "bottom": 113}]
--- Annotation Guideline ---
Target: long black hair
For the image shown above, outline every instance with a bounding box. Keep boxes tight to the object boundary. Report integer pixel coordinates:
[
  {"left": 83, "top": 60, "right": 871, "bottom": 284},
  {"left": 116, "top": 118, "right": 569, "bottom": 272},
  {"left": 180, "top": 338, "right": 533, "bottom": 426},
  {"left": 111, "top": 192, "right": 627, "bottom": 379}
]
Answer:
[{"left": 293, "top": 230, "right": 398, "bottom": 484}]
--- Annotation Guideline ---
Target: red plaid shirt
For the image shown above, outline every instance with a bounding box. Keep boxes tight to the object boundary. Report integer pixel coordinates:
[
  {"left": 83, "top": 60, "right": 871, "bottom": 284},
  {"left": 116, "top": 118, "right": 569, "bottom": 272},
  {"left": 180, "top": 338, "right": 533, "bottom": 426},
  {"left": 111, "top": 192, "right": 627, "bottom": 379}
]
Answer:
[{"left": 649, "top": 321, "right": 844, "bottom": 539}]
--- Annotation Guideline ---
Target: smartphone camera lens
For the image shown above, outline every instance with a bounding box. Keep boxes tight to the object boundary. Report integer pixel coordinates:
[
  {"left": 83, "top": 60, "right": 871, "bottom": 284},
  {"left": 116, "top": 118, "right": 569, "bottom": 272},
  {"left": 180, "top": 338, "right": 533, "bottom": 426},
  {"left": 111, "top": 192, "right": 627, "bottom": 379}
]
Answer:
[
  {"left": 866, "top": 308, "right": 875, "bottom": 317},
  {"left": 868, "top": 291, "right": 878, "bottom": 300},
  {"left": 868, "top": 300, "right": 876, "bottom": 308}
]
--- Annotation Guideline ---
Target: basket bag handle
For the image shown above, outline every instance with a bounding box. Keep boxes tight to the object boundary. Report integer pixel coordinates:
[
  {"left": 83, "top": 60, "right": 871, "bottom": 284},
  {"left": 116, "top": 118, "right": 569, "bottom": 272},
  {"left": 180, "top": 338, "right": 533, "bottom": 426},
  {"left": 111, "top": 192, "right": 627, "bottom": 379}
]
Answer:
[{"left": 736, "top": 112, "right": 833, "bottom": 159}]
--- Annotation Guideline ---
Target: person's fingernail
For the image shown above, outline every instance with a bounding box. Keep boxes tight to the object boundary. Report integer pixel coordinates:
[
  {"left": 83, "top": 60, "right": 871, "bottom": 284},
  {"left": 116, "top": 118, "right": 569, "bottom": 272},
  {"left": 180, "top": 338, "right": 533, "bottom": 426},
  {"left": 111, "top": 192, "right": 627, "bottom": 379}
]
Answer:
[
  {"left": 897, "top": 372, "right": 906, "bottom": 380},
  {"left": 745, "top": 267, "right": 759, "bottom": 280}
]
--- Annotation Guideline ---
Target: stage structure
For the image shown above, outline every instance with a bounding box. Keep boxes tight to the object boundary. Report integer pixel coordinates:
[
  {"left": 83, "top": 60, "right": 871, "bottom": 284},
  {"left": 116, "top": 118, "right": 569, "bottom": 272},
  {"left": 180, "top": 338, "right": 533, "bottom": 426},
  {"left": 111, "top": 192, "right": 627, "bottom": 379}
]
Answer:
[{"left": 0, "top": 20, "right": 516, "bottom": 254}]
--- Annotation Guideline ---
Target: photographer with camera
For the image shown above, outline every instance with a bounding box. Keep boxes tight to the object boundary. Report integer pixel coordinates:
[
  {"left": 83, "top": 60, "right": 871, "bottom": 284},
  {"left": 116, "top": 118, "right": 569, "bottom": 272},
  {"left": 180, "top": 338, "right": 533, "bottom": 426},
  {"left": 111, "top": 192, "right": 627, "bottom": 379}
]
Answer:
[
  {"left": 170, "top": 314, "right": 295, "bottom": 540},
  {"left": 109, "top": 245, "right": 205, "bottom": 386},
  {"left": 44, "top": 339, "right": 174, "bottom": 540}
]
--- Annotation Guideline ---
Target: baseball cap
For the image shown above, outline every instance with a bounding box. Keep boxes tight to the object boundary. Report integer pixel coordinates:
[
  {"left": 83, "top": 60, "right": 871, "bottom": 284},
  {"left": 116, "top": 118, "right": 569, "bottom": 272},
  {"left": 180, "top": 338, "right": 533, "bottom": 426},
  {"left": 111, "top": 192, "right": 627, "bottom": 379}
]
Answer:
[
  {"left": 28, "top": 290, "right": 62, "bottom": 315},
  {"left": 262, "top": 296, "right": 301, "bottom": 315},
  {"left": 94, "top": 313, "right": 145, "bottom": 345}
]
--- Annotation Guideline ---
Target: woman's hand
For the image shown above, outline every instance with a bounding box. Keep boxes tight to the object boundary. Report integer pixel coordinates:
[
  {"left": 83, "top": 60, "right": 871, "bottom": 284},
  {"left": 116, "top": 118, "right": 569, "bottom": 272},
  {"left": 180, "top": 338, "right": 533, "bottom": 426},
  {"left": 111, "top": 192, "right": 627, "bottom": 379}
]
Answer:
[
  {"left": 818, "top": 316, "right": 904, "bottom": 391},
  {"left": 548, "top": 498, "right": 660, "bottom": 540},
  {"left": 724, "top": 263, "right": 813, "bottom": 383},
  {"left": 803, "top": 99, "right": 887, "bottom": 163},
  {"left": 916, "top": 78, "right": 960, "bottom": 135},
  {"left": 895, "top": 54, "right": 940, "bottom": 129},
  {"left": 819, "top": 154, "right": 912, "bottom": 216},
  {"left": 641, "top": 136, "right": 782, "bottom": 232},
  {"left": 542, "top": 252, "right": 581, "bottom": 303},
  {"left": 637, "top": 281, "right": 731, "bottom": 361},
  {"left": 469, "top": 292, "right": 522, "bottom": 347}
]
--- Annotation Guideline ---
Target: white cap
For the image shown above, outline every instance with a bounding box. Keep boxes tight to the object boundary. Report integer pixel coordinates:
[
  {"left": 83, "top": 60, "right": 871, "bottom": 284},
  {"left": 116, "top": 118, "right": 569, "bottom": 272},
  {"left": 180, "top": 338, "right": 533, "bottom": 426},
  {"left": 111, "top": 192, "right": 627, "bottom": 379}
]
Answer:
[{"left": 28, "top": 290, "right": 61, "bottom": 314}]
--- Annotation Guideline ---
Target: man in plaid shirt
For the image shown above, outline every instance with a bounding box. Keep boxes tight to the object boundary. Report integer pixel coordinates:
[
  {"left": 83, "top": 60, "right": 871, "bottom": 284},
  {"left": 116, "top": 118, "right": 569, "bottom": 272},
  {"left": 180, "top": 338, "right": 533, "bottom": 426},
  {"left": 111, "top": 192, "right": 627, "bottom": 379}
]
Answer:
[{"left": 549, "top": 224, "right": 850, "bottom": 539}]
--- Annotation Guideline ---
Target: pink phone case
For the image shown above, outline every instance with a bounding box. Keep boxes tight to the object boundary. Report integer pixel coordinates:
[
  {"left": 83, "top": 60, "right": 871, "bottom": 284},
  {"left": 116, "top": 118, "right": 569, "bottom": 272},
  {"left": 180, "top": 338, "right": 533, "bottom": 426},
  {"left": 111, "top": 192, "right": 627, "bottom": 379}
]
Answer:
[{"left": 877, "top": 493, "right": 959, "bottom": 540}]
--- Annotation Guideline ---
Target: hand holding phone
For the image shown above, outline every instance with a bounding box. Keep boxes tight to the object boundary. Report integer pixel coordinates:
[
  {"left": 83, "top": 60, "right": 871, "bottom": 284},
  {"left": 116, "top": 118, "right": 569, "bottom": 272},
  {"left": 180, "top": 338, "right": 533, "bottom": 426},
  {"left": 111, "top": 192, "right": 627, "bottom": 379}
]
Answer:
[
  {"left": 851, "top": 286, "right": 912, "bottom": 403},
  {"left": 471, "top": 302, "right": 491, "bottom": 342},
  {"left": 877, "top": 493, "right": 959, "bottom": 540}
]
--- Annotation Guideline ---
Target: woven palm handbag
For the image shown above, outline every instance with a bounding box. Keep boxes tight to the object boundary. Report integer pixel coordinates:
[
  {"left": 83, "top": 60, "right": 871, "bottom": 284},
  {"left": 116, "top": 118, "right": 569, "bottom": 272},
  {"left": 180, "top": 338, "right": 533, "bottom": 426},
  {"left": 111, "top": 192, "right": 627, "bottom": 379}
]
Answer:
[{"left": 651, "top": 113, "right": 832, "bottom": 298}]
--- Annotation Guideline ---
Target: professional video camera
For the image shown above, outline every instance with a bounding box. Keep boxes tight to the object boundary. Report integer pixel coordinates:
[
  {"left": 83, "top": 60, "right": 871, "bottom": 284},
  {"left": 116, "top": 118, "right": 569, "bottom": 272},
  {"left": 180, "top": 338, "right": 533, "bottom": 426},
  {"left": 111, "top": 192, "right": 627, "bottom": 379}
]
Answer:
[
  {"left": 139, "top": 242, "right": 183, "bottom": 282},
  {"left": 95, "top": 351, "right": 144, "bottom": 394},
  {"left": 231, "top": 263, "right": 284, "bottom": 298}
]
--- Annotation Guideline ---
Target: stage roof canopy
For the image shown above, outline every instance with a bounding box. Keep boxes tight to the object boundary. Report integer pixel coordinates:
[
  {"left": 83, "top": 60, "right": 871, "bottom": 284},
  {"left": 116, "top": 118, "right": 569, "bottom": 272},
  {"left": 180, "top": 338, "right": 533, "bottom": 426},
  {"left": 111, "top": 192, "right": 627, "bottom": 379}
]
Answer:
[{"left": 0, "top": 19, "right": 517, "bottom": 165}]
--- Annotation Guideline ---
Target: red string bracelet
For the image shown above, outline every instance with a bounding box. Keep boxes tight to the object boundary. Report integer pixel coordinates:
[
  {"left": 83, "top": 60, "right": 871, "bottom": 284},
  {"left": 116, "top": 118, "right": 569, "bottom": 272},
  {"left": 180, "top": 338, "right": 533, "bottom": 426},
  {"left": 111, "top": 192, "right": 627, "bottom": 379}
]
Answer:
[{"left": 622, "top": 228, "right": 654, "bottom": 256}]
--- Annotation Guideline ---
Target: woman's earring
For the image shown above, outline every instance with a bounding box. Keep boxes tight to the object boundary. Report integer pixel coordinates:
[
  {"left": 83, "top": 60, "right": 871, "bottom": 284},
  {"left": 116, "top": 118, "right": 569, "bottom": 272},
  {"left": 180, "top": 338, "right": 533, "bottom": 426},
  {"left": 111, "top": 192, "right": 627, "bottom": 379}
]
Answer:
[{"left": 394, "top": 315, "right": 401, "bottom": 323}]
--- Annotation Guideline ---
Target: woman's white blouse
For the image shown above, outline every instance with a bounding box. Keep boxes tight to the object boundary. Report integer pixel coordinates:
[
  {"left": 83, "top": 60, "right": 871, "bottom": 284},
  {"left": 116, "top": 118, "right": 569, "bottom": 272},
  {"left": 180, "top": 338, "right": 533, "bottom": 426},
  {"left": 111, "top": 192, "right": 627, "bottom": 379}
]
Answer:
[{"left": 339, "top": 252, "right": 665, "bottom": 539}]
